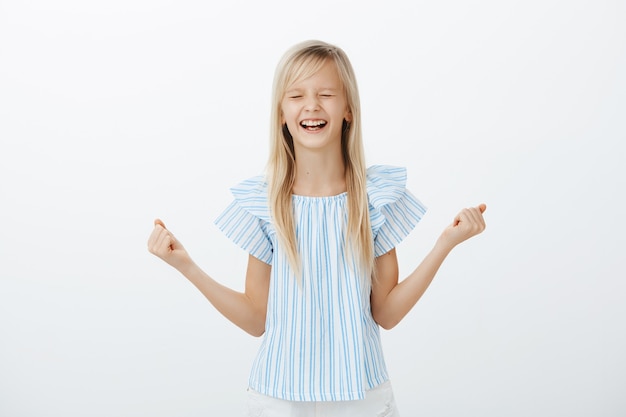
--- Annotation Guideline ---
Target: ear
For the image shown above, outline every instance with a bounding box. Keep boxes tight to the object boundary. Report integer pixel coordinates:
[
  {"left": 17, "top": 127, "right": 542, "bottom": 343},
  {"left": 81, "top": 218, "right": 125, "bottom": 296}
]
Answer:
[{"left": 344, "top": 108, "right": 353, "bottom": 123}]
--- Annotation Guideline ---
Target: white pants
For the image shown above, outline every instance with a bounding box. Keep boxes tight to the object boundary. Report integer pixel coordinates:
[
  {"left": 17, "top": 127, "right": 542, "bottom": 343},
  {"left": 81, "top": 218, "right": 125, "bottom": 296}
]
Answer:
[{"left": 245, "top": 380, "right": 400, "bottom": 417}]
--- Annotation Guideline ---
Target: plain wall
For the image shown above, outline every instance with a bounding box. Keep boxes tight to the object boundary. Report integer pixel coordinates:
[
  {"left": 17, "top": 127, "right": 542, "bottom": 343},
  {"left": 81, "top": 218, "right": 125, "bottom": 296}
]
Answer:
[{"left": 1, "top": 0, "right": 624, "bottom": 415}]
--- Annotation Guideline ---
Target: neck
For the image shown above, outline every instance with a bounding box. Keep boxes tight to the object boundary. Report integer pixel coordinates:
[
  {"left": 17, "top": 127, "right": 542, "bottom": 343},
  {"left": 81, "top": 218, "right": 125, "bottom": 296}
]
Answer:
[{"left": 292, "top": 148, "right": 346, "bottom": 196}]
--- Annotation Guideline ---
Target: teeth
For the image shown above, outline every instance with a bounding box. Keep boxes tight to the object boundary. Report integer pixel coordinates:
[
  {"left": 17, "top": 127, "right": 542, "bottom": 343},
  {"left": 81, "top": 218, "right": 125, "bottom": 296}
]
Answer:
[{"left": 301, "top": 120, "right": 327, "bottom": 127}]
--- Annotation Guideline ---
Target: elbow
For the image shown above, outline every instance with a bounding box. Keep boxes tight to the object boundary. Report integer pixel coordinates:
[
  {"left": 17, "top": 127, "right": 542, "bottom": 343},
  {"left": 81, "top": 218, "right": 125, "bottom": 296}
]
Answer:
[
  {"left": 377, "top": 318, "right": 399, "bottom": 331},
  {"left": 248, "top": 328, "right": 265, "bottom": 337},
  {"left": 246, "top": 317, "right": 266, "bottom": 337},
  {"left": 245, "top": 324, "right": 265, "bottom": 337},
  {"left": 372, "top": 311, "right": 399, "bottom": 331}
]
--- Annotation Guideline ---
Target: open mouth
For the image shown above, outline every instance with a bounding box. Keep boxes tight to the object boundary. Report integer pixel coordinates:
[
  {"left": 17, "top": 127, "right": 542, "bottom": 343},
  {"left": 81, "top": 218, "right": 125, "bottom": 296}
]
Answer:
[{"left": 300, "top": 119, "right": 327, "bottom": 132}]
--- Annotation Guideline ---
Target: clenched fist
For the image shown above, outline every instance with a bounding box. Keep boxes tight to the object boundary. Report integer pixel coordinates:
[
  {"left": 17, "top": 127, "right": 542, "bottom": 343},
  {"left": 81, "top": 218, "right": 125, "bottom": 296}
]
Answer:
[
  {"left": 438, "top": 204, "right": 487, "bottom": 249},
  {"left": 147, "top": 219, "right": 192, "bottom": 271}
]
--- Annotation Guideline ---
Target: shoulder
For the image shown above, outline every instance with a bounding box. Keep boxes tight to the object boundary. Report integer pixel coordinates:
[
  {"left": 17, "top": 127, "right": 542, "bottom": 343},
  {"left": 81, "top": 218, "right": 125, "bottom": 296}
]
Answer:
[
  {"left": 230, "top": 174, "right": 267, "bottom": 198},
  {"left": 229, "top": 174, "right": 270, "bottom": 221},
  {"left": 367, "top": 166, "right": 427, "bottom": 255},
  {"left": 366, "top": 164, "right": 407, "bottom": 180},
  {"left": 366, "top": 165, "right": 408, "bottom": 208}
]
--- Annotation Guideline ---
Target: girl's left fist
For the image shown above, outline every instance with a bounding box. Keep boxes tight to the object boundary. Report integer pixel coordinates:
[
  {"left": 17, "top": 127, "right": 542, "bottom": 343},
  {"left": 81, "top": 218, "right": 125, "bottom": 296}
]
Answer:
[{"left": 440, "top": 204, "right": 487, "bottom": 248}]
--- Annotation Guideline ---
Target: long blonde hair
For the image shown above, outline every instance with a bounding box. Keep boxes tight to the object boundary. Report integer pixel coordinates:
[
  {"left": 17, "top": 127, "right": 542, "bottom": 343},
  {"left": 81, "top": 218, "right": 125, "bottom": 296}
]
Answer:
[{"left": 266, "top": 40, "right": 374, "bottom": 278}]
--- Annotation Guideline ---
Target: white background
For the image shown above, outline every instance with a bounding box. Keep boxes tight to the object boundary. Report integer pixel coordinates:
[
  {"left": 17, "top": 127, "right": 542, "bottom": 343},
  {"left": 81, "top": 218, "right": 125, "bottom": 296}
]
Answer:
[{"left": 1, "top": 0, "right": 624, "bottom": 415}]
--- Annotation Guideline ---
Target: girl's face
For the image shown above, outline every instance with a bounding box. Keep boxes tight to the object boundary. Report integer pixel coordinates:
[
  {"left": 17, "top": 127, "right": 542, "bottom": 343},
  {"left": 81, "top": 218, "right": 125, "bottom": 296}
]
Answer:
[{"left": 281, "top": 60, "right": 352, "bottom": 154}]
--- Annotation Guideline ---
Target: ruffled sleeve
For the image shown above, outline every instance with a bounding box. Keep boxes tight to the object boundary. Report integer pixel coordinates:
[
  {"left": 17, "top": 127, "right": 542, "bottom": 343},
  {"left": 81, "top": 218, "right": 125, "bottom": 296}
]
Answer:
[
  {"left": 214, "top": 175, "right": 274, "bottom": 265},
  {"left": 367, "top": 165, "right": 428, "bottom": 257}
]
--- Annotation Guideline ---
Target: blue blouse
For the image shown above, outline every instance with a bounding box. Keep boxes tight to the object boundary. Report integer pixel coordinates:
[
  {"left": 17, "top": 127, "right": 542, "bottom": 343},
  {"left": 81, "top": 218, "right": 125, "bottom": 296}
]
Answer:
[{"left": 215, "top": 165, "right": 427, "bottom": 401}]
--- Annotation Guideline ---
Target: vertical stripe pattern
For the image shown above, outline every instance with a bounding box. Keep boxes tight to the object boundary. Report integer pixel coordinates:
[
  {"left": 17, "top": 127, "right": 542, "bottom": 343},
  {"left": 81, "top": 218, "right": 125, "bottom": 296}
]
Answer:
[{"left": 215, "top": 165, "right": 427, "bottom": 402}]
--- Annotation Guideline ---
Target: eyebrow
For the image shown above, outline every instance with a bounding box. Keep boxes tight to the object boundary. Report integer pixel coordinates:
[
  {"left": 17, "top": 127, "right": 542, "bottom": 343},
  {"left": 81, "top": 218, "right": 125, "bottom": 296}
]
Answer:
[{"left": 285, "top": 87, "right": 341, "bottom": 94}]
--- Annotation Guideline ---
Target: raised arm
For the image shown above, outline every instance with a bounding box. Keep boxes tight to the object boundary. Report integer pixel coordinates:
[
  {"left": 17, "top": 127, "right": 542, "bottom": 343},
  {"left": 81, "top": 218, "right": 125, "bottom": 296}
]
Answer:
[
  {"left": 371, "top": 204, "right": 486, "bottom": 330},
  {"left": 147, "top": 219, "right": 270, "bottom": 337}
]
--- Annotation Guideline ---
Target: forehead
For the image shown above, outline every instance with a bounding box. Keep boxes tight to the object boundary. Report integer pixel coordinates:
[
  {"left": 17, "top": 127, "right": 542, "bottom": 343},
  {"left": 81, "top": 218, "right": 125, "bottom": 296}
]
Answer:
[{"left": 286, "top": 59, "right": 343, "bottom": 90}]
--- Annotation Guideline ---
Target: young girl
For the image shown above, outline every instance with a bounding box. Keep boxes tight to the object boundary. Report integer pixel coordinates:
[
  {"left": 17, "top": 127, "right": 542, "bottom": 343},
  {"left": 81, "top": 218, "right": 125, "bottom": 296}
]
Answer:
[{"left": 148, "top": 40, "right": 486, "bottom": 417}]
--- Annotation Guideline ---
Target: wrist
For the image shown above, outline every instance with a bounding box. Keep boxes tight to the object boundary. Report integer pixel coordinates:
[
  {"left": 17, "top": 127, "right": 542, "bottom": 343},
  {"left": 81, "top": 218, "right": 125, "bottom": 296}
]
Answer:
[
  {"left": 434, "top": 235, "right": 456, "bottom": 255},
  {"left": 173, "top": 256, "right": 196, "bottom": 275}
]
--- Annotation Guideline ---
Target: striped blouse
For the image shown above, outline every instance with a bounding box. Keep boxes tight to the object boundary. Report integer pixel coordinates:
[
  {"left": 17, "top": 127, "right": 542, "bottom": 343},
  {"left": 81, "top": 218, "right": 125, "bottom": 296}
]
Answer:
[{"left": 215, "top": 165, "right": 427, "bottom": 401}]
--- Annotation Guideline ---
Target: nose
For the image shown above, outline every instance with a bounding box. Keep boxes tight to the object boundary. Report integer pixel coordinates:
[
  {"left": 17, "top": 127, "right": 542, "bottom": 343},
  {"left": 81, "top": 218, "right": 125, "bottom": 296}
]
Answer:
[{"left": 304, "top": 95, "right": 320, "bottom": 111}]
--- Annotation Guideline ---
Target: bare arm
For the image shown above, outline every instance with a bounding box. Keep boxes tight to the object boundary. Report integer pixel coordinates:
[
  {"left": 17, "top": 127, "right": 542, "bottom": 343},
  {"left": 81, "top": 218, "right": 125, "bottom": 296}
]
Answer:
[
  {"left": 147, "top": 219, "right": 270, "bottom": 337},
  {"left": 371, "top": 204, "right": 487, "bottom": 330}
]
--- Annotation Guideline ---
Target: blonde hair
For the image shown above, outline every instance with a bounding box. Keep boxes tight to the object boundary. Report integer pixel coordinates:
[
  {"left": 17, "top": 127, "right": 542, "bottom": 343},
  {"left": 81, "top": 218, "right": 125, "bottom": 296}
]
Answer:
[{"left": 266, "top": 40, "right": 374, "bottom": 278}]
